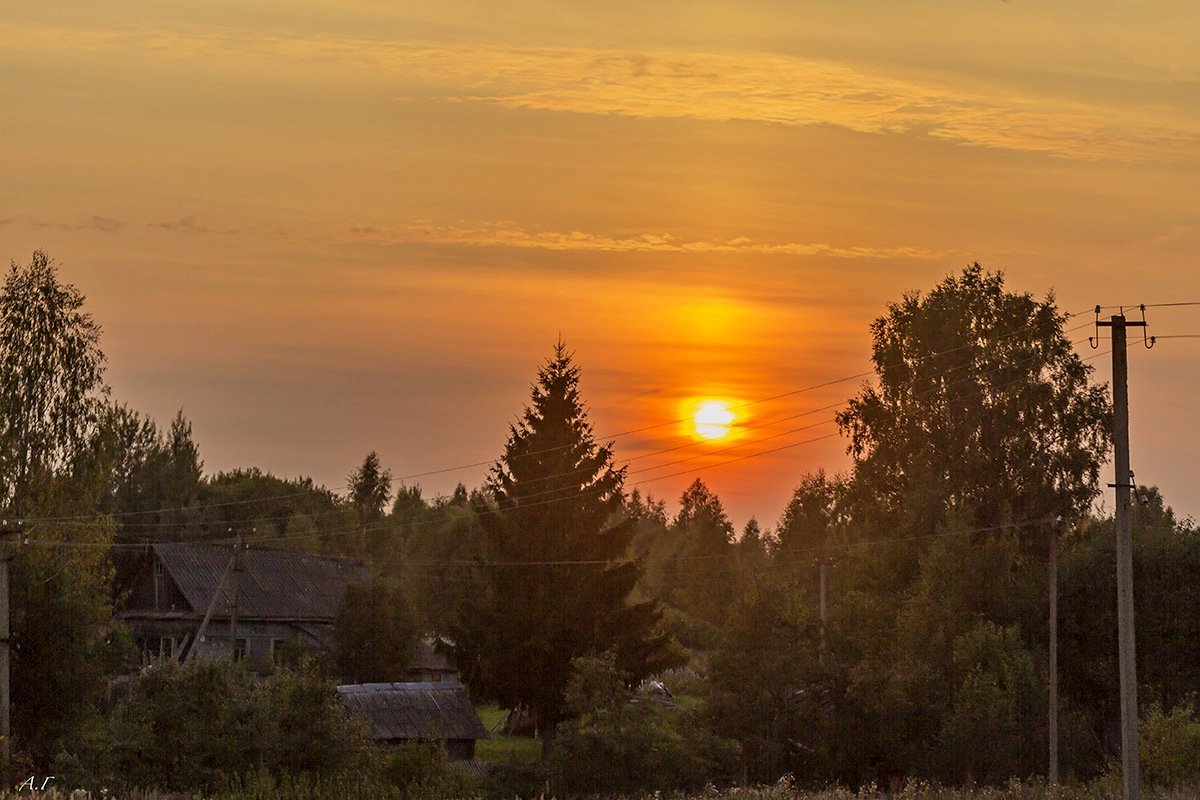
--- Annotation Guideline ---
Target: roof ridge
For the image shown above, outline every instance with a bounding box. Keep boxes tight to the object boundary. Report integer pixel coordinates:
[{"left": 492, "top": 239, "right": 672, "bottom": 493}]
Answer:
[{"left": 152, "top": 540, "right": 367, "bottom": 568}]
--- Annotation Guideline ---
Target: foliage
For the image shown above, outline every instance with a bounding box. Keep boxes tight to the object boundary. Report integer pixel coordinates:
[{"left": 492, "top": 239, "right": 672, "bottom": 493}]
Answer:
[
  {"left": 57, "top": 659, "right": 368, "bottom": 793},
  {"left": 91, "top": 405, "right": 204, "bottom": 540},
  {"left": 6, "top": 777, "right": 1200, "bottom": 800},
  {"left": 1059, "top": 508, "right": 1200, "bottom": 771},
  {"left": 775, "top": 470, "right": 845, "bottom": 557},
  {"left": 402, "top": 499, "right": 484, "bottom": 642},
  {"left": 332, "top": 579, "right": 418, "bottom": 683},
  {"left": 452, "top": 342, "right": 675, "bottom": 750},
  {"left": 348, "top": 451, "right": 393, "bottom": 557},
  {"left": 0, "top": 250, "right": 109, "bottom": 514},
  {"left": 10, "top": 521, "right": 125, "bottom": 769},
  {"left": 937, "top": 622, "right": 1043, "bottom": 782},
  {"left": 0, "top": 253, "right": 126, "bottom": 769},
  {"left": 707, "top": 572, "right": 832, "bottom": 783},
  {"left": 836, "top": 263, "right": 1111, "bottom": 543},
  {"left": 549, "top": 652, "right": 738, "bottom": 796},
  {"left": 1138, "top": 701, "right": 1200, "bottom": 788},
  {"left": 381, "top": 740, "right": 478, "bottom": 798},
  {"left": 664, "top": 478, "right": 738, "bottom": 626},
  {"left": 348, "top": 451, "right": 392, "bottom": 522},
  {"left": 193, "top": 469, "right": 354, "bottom": 553},
  {"left": 737, "top": 517, "right": 770, "bottom": 584}
]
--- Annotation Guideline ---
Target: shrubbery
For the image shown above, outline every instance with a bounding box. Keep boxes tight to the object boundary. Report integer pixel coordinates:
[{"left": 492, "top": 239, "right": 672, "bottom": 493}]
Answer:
[
  {"left": 1138, "top": 700, "right": 1200, "bottom": 788},
  {"left": 55, "top": 659, "right": 369, "bottom": 792},
  {"left": 549, "top": 653, "right": 739, "bottom": 796}
]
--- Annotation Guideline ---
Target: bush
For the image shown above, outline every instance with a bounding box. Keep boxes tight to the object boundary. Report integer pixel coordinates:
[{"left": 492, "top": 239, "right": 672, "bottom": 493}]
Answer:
[
  {"left": 1140, "top": 701, "right": 1200, "bottom": 788},
  {"left": 55, "top": 658, "right": 368, "bottom": 792},
  {"left": 548, "top": 653, "right": 739, "bottom": 796},
  {"left": 382, "top": 740, "right": 479, "bottom": 797}
]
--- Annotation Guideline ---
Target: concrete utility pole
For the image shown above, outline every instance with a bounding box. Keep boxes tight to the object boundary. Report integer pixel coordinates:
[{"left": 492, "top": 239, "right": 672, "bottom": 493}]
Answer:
[
  {"left": 816, "top": 556, "right": 834, "bottom": 659},
  {"left": 1097, "top": 312, "right": 1143, "bottom": 800},
  {"left": 228, "top": 530, "right": 244, "bottom": 660},
  {"left": 0, "top": 520, "right": 22, "bottom": 778},
  {"left": 1049, "top": 515, "right": 1062, "bottom": 792}
]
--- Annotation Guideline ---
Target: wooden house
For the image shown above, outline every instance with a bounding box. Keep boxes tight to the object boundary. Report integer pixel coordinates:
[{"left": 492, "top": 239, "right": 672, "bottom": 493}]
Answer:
[{"left": 118, "top": 542, "right": 369, "bottom": 670}]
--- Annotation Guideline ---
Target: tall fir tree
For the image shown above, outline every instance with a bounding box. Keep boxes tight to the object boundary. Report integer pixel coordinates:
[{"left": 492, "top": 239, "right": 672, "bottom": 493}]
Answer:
[{"left": 457, "top": 342, "right": 672, "bottom": 754}]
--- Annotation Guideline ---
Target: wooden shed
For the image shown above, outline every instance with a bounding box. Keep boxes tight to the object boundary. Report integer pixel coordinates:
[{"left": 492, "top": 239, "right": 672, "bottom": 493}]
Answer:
[{"left": 336, "top": 681, "right": 488, "bottom": 760}]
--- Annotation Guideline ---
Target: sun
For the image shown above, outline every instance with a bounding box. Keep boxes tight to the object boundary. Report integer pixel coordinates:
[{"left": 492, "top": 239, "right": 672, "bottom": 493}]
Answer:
[{"left": 692, "top": 400, "right": 735, "bottom": 441}]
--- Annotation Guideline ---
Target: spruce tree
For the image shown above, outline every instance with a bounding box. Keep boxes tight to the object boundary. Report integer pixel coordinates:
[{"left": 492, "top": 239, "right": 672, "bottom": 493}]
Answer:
[{"left": 460, "top": 342, "right": 671, "bottom": 754}]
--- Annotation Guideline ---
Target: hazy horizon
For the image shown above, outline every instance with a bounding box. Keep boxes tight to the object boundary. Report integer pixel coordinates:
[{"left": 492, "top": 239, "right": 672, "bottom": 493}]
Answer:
[{"left": 3, "top": 0, "right": 1198, "bottom": 529}]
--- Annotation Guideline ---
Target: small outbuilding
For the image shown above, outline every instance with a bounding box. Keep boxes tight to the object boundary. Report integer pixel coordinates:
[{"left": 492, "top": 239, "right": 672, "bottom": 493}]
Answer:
[
  {"left": 337, "top": 680, "right": 488, "bottom": 761},
  {"left": 404, "top": 638, "right": 459, "bottom": 683}
]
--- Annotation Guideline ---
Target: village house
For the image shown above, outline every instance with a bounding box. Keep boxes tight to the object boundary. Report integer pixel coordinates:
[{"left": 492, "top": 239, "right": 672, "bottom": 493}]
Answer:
[{"left": 117, "top": 541, "right": 370, "bottom": 670}]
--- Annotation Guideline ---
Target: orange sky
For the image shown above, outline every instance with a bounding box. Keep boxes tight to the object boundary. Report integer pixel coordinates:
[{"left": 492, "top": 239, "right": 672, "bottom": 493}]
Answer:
[{"left": 3, "top": 1, "right": 1198, "bottom": 528}]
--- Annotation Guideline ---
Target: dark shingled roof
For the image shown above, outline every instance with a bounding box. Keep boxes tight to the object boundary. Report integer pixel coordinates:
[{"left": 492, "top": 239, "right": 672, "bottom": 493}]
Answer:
[
  {"left": 152, "top": 542, "right": 369, "bottom": 621},
  {"left": 409, "top": 639, "right": 456, "bottom": 674},
  {"left": 337, "top": 682, "right": 489, "bottom": 742}
]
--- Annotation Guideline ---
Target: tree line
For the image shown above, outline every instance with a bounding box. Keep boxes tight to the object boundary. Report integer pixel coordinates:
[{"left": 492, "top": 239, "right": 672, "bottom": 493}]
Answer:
[{"left": 2, "top": 250, "right": 1199, "bottom": 796}]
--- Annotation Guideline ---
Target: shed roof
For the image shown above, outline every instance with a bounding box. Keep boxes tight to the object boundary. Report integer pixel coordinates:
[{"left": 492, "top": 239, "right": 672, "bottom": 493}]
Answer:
[
  {"left": 409, "top": 638, "right": 456, "bottom": 674},
  {"left": 337, "top": 681, "right": 488, "bottom": 742},
  {"left": 152, "top": 542, "right": 369, "bottom": 621}
]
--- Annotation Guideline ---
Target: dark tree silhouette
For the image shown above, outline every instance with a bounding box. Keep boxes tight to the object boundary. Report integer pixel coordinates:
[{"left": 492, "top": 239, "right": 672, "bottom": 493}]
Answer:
[{"left": 455, "top": 342, "right": 672, "bottom": 754}]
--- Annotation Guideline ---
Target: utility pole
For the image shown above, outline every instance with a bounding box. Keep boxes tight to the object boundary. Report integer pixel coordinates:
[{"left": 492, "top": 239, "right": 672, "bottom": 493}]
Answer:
[
  {"left": 816, "top": 556, "right": 834, "bottom": 659},
  {"left": 0, "top": 519, "right": 22, "bottom": 779},
  {"left": 228, "top": 530, "right": 244, "bottom": 661},
  {"left": 1049, "top": 515, "right": 1062, "bottom": 792},
  {"left": 1097, "top": 311, "right": 1144, "bottom": 800}
]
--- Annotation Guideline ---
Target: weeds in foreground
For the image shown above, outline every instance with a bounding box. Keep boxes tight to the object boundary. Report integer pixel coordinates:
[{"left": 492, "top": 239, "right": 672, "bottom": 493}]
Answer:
[{"left": 3, "top": 775, "right": 1199, "bottom": 800}]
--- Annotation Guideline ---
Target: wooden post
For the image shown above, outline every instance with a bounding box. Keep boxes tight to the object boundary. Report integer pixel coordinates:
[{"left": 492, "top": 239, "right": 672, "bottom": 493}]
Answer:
[{"left": 186, "top": 554, "right": 235, "bottom": 662}]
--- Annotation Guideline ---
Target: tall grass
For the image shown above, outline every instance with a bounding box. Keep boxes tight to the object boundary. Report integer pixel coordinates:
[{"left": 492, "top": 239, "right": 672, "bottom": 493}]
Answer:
[{"left": 4, "top": 776, "right": 1197, "bottom": 800}]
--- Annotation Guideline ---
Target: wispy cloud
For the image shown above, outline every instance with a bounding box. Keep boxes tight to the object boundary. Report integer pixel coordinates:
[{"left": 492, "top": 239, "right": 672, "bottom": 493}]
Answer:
[
  {"left": 1, "top": 22, "right": 1194, "bottom": 162},
  {"left": 148, "top": 216, "right": 238, "bottom": 235},
  {"left": 340, "top": 221, "right": 948, "bottom": 260},
  {"left": 412, "top": 46, "right": 1195, "bottom": 162},
  {"left": 26, "top": 215, "right": 123, "bottom": 232}
]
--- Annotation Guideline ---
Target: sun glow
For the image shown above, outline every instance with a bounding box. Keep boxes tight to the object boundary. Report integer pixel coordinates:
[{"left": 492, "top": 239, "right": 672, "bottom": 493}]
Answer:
[{"left": 692, "top": 400, "right": 736, "bottom": 441}]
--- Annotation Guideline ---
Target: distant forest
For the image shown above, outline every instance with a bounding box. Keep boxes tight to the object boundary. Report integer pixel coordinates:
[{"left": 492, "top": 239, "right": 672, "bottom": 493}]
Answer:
[{"left": 3, "top": 251, "right": 1199, "bottom": 797}]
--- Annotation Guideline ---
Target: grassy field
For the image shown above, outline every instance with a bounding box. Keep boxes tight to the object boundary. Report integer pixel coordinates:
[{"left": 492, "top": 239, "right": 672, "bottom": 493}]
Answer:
[{"left": 474, "top": 702, "right": 541, "bottom": 764}]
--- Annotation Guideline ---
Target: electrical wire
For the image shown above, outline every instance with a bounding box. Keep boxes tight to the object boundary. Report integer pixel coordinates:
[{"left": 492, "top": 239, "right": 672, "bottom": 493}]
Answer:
[
  {"left": 24, "top": 335, "right": 1131, "bottom": 552},
  {"left": 14, "top": 307, "right": 1153, "bottom": 537}
]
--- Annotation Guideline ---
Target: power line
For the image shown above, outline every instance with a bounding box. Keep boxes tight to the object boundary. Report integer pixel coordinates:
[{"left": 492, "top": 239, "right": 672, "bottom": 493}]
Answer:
[
  {"left": 26, "top": 336, "right": 1131, "bottom": 551},
  {"left": 40, "top": 330, "right": 1130, "bottom": 545},
  {"left": 17, "top": 306, "right": 1147, "bottom": 534},
  {"left": 396, "top": 516, "right": 1060, "bottom": 574},
  {"left": 393, "top": 309, "right": 1099, "bottom": 483}
]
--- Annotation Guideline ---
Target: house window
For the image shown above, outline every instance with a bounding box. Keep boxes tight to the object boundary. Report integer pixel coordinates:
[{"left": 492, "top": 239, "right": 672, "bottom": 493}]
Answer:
[
  {"left": 140, "top": 636, "right": 179, "bottom": 663},
  {"left": 233, "top": 637, "right": 250, "bottom": 662}
]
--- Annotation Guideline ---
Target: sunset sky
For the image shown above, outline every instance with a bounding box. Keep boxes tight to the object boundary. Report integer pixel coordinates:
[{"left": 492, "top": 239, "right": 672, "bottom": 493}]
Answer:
[{"left": 2, "top": 1, "right": 1198, "bottom": 528}]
